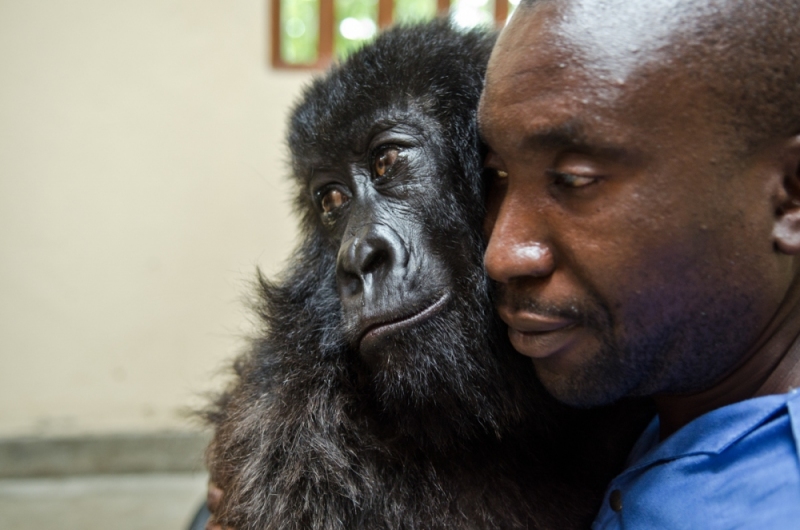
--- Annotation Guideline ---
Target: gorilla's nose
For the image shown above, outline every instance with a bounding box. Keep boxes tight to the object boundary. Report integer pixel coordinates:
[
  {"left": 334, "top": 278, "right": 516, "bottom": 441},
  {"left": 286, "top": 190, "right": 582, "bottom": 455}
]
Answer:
[{"left": 336, "top": 223, "right": 408, "bottom": 299}]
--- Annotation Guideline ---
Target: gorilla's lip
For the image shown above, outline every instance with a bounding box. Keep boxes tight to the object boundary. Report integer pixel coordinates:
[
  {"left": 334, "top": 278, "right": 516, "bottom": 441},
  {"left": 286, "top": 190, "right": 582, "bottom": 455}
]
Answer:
[{"left": 359, "top": 292, "right": 451, "bottom": 349}]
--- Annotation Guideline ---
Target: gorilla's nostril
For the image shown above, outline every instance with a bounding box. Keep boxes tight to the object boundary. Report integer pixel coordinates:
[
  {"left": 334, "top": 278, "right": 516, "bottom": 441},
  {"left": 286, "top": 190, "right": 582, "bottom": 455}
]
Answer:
[{"left": 360, "top": 247, "right": 389, "bottom": 276}]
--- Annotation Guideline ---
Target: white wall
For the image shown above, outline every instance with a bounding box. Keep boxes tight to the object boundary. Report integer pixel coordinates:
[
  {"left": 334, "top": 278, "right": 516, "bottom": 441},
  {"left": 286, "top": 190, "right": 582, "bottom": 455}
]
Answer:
[{"left": 0, "top": 0, "right": 313, "bottom": 437}]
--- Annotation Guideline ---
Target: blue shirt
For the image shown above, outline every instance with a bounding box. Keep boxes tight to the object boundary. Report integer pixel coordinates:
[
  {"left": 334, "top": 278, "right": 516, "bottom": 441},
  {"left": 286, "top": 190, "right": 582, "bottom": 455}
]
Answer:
[{"left": 593, "top": 389, "right": 800, "bottom": 529}]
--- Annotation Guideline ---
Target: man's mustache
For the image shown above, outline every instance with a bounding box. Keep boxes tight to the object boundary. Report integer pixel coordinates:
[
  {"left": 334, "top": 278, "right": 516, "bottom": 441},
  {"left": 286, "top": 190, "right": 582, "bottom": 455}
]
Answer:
[{"left": 493, "top": 284, "right": 611, "bottom": 332}]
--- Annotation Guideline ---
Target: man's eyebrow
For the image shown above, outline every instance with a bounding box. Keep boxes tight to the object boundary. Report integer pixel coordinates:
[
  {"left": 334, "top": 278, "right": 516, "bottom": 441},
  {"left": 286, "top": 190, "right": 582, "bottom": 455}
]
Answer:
[
  {"left": 479, "top": 117, "right": 629, "bottom": 159},
  {"left": 524, "top": 121, "right": 586, "bottom": 148},
  {"left": 521, "top": 121, "right": 625, "bottom": 157}
]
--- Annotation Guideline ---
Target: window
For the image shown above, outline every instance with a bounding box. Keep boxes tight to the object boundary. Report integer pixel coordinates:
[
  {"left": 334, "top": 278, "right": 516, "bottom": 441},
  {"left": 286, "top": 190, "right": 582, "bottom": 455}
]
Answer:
[{"left": 270, "top": 0, "right": 517, "bottom": 68}]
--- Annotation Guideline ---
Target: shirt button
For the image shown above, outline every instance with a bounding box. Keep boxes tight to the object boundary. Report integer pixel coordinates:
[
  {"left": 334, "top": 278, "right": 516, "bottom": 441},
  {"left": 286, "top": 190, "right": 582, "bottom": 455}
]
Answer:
[{"left": 609, "top": 489, "right": 623, "bottom": 512}]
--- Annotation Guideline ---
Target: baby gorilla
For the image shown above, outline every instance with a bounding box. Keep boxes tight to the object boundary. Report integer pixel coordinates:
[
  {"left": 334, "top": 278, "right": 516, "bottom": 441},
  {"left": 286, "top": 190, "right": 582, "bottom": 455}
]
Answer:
[{"left": 206, "top": 20, "right": 651, "bottom": 530}]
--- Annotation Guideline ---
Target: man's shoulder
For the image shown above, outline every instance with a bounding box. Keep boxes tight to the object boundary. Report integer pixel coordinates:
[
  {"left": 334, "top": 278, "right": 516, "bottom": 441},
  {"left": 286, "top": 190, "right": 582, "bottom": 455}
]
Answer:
[{"left": 593, "top": 390, "right": 800, "bottom": 530}]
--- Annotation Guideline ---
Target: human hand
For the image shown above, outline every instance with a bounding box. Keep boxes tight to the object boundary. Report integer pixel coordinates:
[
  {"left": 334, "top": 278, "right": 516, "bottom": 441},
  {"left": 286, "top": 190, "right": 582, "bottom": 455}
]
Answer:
[{"left": 205, "top": 482, "right": 231, "bottom": 530}]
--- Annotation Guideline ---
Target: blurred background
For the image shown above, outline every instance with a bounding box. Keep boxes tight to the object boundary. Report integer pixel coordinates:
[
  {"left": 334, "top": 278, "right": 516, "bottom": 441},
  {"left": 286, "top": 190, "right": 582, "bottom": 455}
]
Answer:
[
  {"left": 0, "top": 0, "right": 510, "bottom": 527},
  {"left": 0, "top": 1, "right": 309, "bottom": 527}
]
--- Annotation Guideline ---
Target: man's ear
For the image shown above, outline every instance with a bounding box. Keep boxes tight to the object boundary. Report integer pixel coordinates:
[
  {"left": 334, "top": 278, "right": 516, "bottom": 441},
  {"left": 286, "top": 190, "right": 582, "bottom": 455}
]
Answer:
[{"left": 772, "top": 135, "right": 800, "bottom": 255}]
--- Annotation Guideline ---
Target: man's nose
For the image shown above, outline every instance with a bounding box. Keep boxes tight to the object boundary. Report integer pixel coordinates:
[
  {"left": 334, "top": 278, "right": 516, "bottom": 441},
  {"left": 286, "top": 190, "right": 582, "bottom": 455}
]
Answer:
[{"left": 484, "top": 203, "right": 555, "bottom": 284}]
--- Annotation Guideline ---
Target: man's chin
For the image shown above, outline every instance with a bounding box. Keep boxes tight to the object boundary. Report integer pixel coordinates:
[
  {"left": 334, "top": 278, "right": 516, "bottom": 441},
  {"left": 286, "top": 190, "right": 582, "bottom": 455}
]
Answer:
[{"left": 532, "top": 356, "right": 639, "bottom": 409}]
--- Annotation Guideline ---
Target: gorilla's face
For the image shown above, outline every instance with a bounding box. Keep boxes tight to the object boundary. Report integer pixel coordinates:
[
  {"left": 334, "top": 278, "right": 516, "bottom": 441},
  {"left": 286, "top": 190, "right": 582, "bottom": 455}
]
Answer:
[
  {"left": 318, "top": 113, "right": 460, "bottom": 363},
  {"left": 296, "top": 106, "right": 532, "bottom": 435}
]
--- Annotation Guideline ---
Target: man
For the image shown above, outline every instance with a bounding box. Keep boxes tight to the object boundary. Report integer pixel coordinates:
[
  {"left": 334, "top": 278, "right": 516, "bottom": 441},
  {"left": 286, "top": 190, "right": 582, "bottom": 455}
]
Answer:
[{"left": 479, "top": 0, "right": 800, "bottom": 527}]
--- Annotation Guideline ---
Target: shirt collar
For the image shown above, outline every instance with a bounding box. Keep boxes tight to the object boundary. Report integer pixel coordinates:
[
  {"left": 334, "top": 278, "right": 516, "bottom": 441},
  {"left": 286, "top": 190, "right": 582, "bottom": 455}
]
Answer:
[{"left": 622, "top": 390, "right": 799, "bottom": 476}]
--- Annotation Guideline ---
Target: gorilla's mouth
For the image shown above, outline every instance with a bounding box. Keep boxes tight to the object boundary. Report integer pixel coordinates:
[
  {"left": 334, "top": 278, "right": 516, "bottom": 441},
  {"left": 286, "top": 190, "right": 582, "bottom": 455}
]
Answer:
[{"left": 359, "top": 292, "right": 451, "bottom": 352}]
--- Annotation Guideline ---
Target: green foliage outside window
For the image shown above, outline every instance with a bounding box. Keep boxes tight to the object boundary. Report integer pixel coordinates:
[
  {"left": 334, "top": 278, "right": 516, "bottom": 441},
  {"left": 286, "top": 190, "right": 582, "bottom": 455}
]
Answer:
[
  {"left": 450, "top": 0, "right": 494, "bottom": 28},
  {"left": 278, "top": 0, "right": 518, "bottom": 66},
  {"left": 334, "top": 0, "right": 379, "bottom": 58},
  {"left": 280, "top": 0, "right": 320, "bottom": 64},
  {"left": 394, "top": 0, "right": 437, "bottom": 25}
]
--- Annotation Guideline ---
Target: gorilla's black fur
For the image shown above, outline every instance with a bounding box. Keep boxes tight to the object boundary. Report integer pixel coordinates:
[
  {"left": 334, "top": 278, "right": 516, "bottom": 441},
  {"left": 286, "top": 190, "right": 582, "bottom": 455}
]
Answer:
[{"left": 206, "top": 20, "right": 652, "bottom": 530}]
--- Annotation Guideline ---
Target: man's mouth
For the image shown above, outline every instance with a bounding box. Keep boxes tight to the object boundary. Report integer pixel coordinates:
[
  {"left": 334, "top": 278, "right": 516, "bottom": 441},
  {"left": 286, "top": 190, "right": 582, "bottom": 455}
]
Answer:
[
  {"left": 497, "top": 306, "right": 579, "bottom": 359},
  {"left": 498, "top": 308, "right": 574, "bottom": 333},
  {"left": 359, "top": 292, "right": 451, "bottom": 351}
]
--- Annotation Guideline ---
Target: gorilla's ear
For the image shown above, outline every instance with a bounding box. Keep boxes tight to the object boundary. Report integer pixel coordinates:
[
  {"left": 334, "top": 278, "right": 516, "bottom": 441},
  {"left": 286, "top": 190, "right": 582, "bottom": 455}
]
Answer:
[{"left": 772, "top": 135, "right": 800, "bottom": 255}]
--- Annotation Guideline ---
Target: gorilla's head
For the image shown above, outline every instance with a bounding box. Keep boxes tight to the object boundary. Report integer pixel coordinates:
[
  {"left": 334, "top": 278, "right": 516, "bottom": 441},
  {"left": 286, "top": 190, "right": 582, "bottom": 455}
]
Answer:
[{"left": 283, "top": 22, "right": 548, "bottom": 443}]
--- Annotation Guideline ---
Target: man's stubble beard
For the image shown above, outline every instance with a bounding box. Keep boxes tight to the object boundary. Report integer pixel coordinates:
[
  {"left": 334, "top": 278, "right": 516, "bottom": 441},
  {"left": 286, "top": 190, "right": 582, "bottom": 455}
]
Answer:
[{"left": 533, "top": 296, "right": 760, "bottom": 408}]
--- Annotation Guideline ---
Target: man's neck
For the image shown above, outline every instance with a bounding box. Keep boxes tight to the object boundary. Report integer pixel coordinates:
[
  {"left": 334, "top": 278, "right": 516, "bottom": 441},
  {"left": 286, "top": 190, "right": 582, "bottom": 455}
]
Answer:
[{"left": 654, "top": 279, "right": 800, "bottom": 439}]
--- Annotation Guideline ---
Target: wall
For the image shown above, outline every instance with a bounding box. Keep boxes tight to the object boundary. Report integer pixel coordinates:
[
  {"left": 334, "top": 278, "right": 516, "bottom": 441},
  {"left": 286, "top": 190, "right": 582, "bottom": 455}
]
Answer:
[{"left": 0, "top": 0, "right": 312, "bottom": 437}]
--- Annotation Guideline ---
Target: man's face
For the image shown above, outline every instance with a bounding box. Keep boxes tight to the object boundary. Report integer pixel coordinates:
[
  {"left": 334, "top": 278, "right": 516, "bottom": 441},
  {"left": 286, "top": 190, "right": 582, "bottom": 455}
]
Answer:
[{"left": 478, "top": 2, "right": 792, "bottom": 407}]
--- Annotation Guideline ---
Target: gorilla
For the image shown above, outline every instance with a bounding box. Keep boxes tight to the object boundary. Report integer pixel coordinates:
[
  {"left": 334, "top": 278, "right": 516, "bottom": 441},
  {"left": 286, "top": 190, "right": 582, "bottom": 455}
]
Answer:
[{"left": 206, "top": 20, "right": 652, "bottom": 530}]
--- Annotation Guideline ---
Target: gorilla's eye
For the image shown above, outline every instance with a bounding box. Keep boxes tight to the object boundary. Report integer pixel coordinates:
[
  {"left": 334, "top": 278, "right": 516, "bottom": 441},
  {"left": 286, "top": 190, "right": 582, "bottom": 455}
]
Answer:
[
  {"left": 373, "top": 147, "right": 399, "bottom": 178},
  {"left": 320, "top": 188, "right": 349, "bottom": 213}
]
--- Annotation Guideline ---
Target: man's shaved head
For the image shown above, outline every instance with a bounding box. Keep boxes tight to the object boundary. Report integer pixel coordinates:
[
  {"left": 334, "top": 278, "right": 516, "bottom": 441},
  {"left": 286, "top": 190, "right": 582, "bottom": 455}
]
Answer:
[{"left": 515, "top": 0, "right": 800, "bottom": 151}]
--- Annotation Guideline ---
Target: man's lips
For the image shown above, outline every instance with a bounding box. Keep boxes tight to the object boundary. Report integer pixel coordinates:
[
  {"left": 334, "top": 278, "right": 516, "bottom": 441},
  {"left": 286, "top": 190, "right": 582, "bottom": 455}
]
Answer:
[
  {"left": 497, "top": 307, "right": 574, "bottom": 333},
  {"left": 497, "top": 306, "right": 578, "bottom": 359}
]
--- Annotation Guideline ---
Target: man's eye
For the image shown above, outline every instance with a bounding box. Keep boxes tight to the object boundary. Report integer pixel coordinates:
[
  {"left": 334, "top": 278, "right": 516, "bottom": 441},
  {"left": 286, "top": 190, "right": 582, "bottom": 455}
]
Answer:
[
  {"left": 373, "top": 147, "right": 399, "bottom": 177},
  {"left": 547, "top": 169, "right": 598, "bottom": 188},
  {"left": 319, "top": 188, "right": 349, "bottom": 213},
  {"left": 484, "top": 167, "right": 508, "bottom": 179},
  {"left": 482, "top": 167, "right": 508, "bottom": 188}
]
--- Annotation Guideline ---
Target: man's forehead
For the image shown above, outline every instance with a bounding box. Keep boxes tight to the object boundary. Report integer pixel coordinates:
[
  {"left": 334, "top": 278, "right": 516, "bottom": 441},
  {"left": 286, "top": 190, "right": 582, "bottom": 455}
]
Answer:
[
  {"left": 480, "top": 0, "right": 731, "bottom": 137},
  {"left": 506, "top": 0, "right": 726, "bottom": 81}
]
